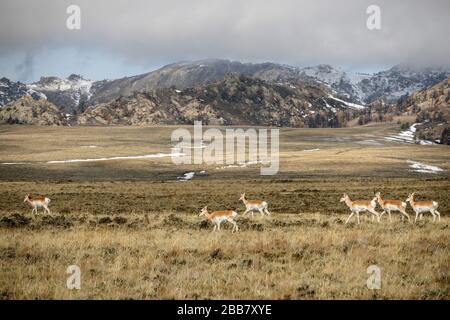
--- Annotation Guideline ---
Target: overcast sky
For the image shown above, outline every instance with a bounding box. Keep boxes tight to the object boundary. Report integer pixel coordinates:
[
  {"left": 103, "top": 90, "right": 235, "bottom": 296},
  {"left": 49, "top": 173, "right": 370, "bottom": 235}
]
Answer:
[{"left": 0, "top": 0, "right": 449, "bottom": 82}]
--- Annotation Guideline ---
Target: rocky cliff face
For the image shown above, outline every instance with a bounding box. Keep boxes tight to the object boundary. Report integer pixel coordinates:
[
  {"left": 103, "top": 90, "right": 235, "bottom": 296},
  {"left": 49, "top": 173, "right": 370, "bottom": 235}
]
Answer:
[
  {"left": 78, "top": 75, "right": 361, "bottom": 127},
  {"left": 27, "top": 74, "right": 94, "bottom": 114},
  {"left": 0, "top": 77, "right": 44, "bottom": 106},
  {"left": 0, "top": 95, "right": 67, "bottom": 125}
]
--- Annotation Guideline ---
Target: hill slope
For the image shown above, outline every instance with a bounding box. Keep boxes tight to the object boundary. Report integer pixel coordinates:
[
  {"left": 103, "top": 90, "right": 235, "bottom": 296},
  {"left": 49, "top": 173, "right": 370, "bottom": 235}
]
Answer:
[
  {"left": 78, "top": 75, "right": 361, "bottom": 127},
  {"left": 397, "top": 77, "right": 450, "bottom": 144},
  {"left": 0, "top": 96, "right": 67, "bottom": 126},
  {"left": 1, "top": 60, "right": 448, "bottom": 114}
]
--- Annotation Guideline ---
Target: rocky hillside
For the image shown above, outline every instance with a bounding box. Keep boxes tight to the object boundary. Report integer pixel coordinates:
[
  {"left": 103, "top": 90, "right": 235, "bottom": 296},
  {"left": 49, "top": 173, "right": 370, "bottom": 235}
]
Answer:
[
  {"left": 1, "top": 60, "right": 448, "bottom": 115},
  {"left": 27, "top": 74, "right": 94, "bottom": 114},
  {"left": 0, "top": 77, "right": 44, "bottom": 106},
  {"left": 358, "top": 65, "right": 449, "bottom": 104},
  {"left": 78, "top": 75, "right": 362, "bottom": 127},
  {"left": 397, "top": 77, "right": 450, "bottom": 144},
  {"left": 88, "top": 59, "right": 302, "bottom": 105},
  {"left": 91, "top": 60, "right": 450, "bottom": 106},
  {"left": 0, "top": 95, "right": 67, "bottom": 125},
  {"left": 299, "top": 64, "right": 371, "bottom": 102}
]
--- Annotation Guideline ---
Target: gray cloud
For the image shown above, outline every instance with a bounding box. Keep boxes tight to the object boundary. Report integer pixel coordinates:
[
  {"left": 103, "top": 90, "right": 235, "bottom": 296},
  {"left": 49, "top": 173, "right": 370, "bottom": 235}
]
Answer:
[
  {"left": 0, "top": 0, "right": 449, "bottom": 80},
  {"left": 15, "top": 51, "right": 34, "bottom": 82}
]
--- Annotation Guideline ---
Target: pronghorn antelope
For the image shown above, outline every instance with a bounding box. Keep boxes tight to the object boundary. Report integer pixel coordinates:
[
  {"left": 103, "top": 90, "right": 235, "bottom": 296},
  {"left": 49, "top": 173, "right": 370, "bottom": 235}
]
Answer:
[
  {"left": 24, "top": 194, "right": 51, "bottom": 216},
  {"left": 199, "top": 206, "right": 239, "bottom": 233},
  {"left": 340, "top": 193, "right": 380, "bottom": 224},
  {"left": 375, "top": 192, "right": 410, "bottom": 222},
  {"left": 406, "top": 193, "right": 440, "bottom": 223},
  {"left": 239, "top": 193, "right": 271, "bottom": 217}
]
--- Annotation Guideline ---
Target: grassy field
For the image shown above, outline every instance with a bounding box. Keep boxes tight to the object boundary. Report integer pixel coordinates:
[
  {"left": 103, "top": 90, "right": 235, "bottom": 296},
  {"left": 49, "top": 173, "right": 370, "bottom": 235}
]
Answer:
[{"left": 0, "top": 123, "right": 449, "bottom": 299}]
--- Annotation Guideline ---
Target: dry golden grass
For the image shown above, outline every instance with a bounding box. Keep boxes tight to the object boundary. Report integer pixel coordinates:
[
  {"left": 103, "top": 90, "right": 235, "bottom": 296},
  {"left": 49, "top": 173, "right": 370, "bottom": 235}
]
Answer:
[
  {"left": 0, "top": 212, "right": 449, "bottom": 299},
  {"left": 0, "top": 124, "right": 449, "bottom": 299}
]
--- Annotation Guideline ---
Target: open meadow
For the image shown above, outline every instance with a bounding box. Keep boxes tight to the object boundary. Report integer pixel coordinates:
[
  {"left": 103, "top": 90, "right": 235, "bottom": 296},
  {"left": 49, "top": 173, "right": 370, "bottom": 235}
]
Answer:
[{"left": 0, "top": 123, "right": 449, "bottom": 299}]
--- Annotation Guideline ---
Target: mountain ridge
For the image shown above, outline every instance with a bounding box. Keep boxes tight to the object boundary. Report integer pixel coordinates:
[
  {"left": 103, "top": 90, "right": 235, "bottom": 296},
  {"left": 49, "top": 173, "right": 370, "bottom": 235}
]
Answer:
[
  {"left": 2, "top": 59, "right": 448, "bottom": 113},
  {"left": 77, "top": 74, "right": 360, "bottom": 127}
]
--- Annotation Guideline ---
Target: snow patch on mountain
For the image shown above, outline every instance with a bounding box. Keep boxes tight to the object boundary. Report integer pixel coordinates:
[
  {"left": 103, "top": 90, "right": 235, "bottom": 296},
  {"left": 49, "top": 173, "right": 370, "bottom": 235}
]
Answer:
[
  {"left": 26, "top": 74, "right": 94, "bottom": 113},
  {"left": 0, "top": 77, "right": 40, "bottom": 106},
  {"left": 28, "top": 75, "right": 93, "bottom": 103},
  {"left": 328, "top": 95, "right": 365, "bottom": 110},
  {"left": 299, "top": 64, "right": 450, "bottom": 104}
]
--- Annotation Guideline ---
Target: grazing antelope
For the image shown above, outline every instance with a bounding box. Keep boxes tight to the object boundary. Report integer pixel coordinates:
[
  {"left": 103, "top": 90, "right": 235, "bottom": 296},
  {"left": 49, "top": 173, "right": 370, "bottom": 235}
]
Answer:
[
  {"left": 199, "top": 206, "right": 239, "bottom": 233},
  {"left": 24, "top": 194, "right": 51, "bottom": 216},
  {"left": 340, "top": 193, "right": 380, "bottom": 224},
  {"left": 375, "top": 192, "right": 410, "bottom": 222},
  {"left": 406, "top": 193, "right": 440, "bottom": 223},
  {"left": 239, "top": 193, "right": 271, "bottom": 217}
]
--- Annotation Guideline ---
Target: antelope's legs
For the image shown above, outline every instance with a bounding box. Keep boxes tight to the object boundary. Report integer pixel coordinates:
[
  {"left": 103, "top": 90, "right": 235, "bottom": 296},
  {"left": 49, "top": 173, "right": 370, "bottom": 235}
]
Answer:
[
  {"left": 430, "top": 211, "right": 437, "bottom": 222},
  {"left": 345, "top": 211, "right": 355, "bottom": 224},
  {"left": 434, "top": 210, "right": 441, "bottom": 222},
  {"left": 368, "top": 208, "right": 380, "bottom": 222},
  {"left": 400, "top": 209, "right": 410, "bottom": 222},
  {"left": 228, "top": 219, "right": 238, "bottom": 233}
]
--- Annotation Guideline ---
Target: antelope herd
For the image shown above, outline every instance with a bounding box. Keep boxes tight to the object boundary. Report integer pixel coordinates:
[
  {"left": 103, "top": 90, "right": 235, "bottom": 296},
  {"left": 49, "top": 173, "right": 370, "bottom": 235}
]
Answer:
[
  {"left": 22, "top": 191, "right": 441, "bottom": 232},
  {"left": 340, "top": 192, "right": 440, "bottom": 225}
]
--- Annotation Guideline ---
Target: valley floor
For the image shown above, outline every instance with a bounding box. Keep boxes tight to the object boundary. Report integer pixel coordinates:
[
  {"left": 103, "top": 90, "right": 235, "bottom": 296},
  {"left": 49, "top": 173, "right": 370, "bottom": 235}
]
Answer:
[{"left": 0, "top": 123, "right": 448, "bottom": 299}]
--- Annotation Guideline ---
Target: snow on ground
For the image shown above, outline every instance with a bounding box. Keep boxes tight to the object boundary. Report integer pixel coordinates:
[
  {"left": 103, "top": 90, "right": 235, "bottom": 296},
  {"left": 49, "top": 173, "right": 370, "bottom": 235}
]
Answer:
[
  {"left": 322, "top": 99, "right": 336, "bottom": 113},
  {"left": 1, "top": 162, "right": 30, "bottom": 165},
  {"left": 26, "top": 88, "right": 47, "bottom": 100},
  {"left": 215, "top": 160, "right": 269, "bottom": 170},
  {"left": 384, "top": 123, "right": 435, "bottom": 145},
  {"left": 178, "top": 172, "right": 195, "bottom": 181},
  {"left": 328, "top": 95, "right": 365, "bottom": 110},
  {"left": 407, "top": 160, "right": 444, "bottom": 174},
  {"left": 303, "top": 148, "right": 320, "bottom": 152},
  {"left": 171, "top": 142, "right": 208, "bottom": 152},
  {"left": 46, "top": 152, "right": 184, "bottom": 164}
]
